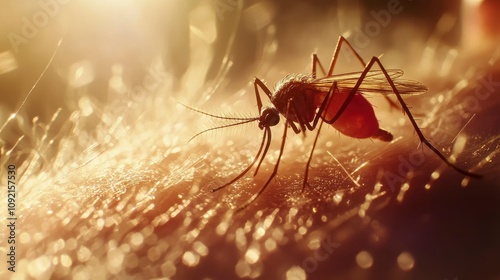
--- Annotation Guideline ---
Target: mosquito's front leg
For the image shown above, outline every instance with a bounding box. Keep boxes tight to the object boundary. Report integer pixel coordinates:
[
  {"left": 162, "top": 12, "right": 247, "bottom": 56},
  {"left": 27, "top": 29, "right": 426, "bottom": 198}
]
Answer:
[
  {"left": 288, "top": 119, "right": 302, "bottom": 134},
  {"left": 212, "top": 127, "right": 270, "bottom": 192},
  {"left": 290, "top": 103, "right": 309, "bottom": 135},
  {"left": 238, "top": 101, "right": 292, "bottom": 210},
  {"left": 254, "top": 78, "right": 273, "bottom": 113}
]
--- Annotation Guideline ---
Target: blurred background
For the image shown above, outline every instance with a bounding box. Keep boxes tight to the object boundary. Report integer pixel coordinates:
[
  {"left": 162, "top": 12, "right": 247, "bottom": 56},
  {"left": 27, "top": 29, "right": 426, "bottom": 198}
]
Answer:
[{"left": 0, "top": 0, "right": 499, "bottom": 279}]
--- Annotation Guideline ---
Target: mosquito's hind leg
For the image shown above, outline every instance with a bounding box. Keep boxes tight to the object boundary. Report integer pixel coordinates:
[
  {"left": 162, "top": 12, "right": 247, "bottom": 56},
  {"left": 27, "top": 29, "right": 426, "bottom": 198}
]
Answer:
[
  {"left": 312, "top": 53, "right": 328, "bottom": 79},
  {"left": 326, "top": 56, "right": 482, "bottom": 178},
  {"left": 314, "top": 36, "right": 398, "bottom": 109},
  {"left": 312, "top": 36, "right": 365, "bottom": 79}
]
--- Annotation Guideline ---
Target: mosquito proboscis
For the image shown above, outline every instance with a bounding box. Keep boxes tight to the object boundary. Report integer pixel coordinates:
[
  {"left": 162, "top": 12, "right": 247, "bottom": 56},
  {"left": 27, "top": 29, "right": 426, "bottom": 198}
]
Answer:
[{"left": 183, "top": 36, "right": 482, "bottom": 209}]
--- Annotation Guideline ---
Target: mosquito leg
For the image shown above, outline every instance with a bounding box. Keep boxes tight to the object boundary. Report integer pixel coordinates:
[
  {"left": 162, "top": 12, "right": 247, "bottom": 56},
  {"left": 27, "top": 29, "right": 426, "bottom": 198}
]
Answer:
[
  {"left": 303, "top": 117, "right": 326, "bottom": 192},
  {"left": 327, "top": 56, "right": 482, "bottom": 178},
  {"left": 313, "top": 36, "right": 404, "bottom": 110},
  {"left": 238, "top": 102, "right": 292, "bottom": 210},
  {"left": 312, "top": 36, "right": 396, "bottom": 109},
  {"left": 312, "top": 36, "right": 366, "bottom": 79},
  {"left": 324, "top": 56, "right": 387, "bottom": 125},
  {"left": 253, "top": 127, "right": 272, "bottom": 176},
  {"left": 367, "top": 57, "right": 481, "bottom": 178},
  {"left": 297, "top": 84, "right": 333, "bottom": 131},
  {"left": 291, "top": 103, "right": 309, "bottom": 135},
  {"left": 311, "top": 36, "right": 365, "bottom": 80},
  {"left": 289, "top": 120, "right": 301, "bottom": 134},
  {"left": 212, "top": 78, "right": 276, "bottom": 192},
  {"left": 310, "top": 82, "right": 337, "bottom": 130},
  {"left": 254, "top": 78, "right": 273, "bottom": 112},
  {"left": 327, "top": 36, "right": 366, "bottom": 76},
  {"left": 302, "top": 82, "right": 338, "bottom": 190},
  {"left": 313, "top": 35, "right": 366, "bottom": 79},
  {"left": 334, "top": 36, "right": 399, "bottom": 109},
  {"left": 212, "top": 128, "right": 269, "bottom": 192},
  {"left": 312, "top": 53, "right": 328, "bottom": 79}
]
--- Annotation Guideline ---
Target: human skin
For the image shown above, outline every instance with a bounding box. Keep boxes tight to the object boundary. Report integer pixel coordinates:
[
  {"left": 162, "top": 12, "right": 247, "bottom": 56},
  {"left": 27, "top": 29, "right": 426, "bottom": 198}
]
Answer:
[
  {"left": 1, "top": 1, "right": 500, "bottom": 280},
  {"left": 5, "top": 66, "right": 500, "bottom": 280}
]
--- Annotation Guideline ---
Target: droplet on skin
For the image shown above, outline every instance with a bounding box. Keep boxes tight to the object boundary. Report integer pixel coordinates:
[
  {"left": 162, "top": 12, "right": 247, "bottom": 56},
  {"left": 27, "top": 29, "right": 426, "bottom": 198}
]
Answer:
[
  {"left": 307, "top": 237, "right": 321, "bottom": 250},
  {"left": 272, "top": 228, "right": 284, "bottom": 242},
  {"left": 28, "top": 256, "right": 51, "bottom": 277},
  {"left": 161, "top": 261, "right": 177, "bottom": 277},
  {"left": 244, "top": 246, "right": 260, "bottom": 264},
  {"left": 264, "top": 238, "right": 277, "bottom": 252},
  {"left": 216, "top": 221, "right": 229, "bottom": 235},
  {"left": 253, "top": 227, "right": 266, "bottom": 240},
  {"left": 20, "top": 232, "right": 31, "bottom": 244},
  {"left": 60, "top": 254, "right": 73, "bottom": 268},
  {"left": 356, "top": 251, "right": 373, "bottom": 269},
  {"left": 124, "top": 253, "right": 139, "bottom": 269},
  {"left": 285, "top": 266, "right": 306, "bottom": 280},
  {"left": 182, "top": 251, "right": 200, "bottom": 267},
  {"left": 130, "top": 232, "right": 144, "bottom": 249},
  {"left": 236, "top": 228, "right": 247, "bottom": 249},
  {"left": 77, "top": 246, "right": 92, "bottom": 262},
  {"left": 397, "top": 183, "right": 410, "bottom": 203},
  {"left": 107, "top": 248, "right": 125, "bottom": 271},
  {"left": 397, "top": 251, "right": 415, "bottom": 271},
  {"left": 235, "top": 260, "right": 251, "bottom": 278},
  {"left": 452, "top": 134, "right": 467, "bottom": 157},
  {"left": 147, "top": 247, "right": 161, "bottom": 262},
  {"left": 333, "top": 192, "right": 343, "bottom": 205},
  {"left": 298, "top": 226, "right": 307, "bottom": 235},
  {"left": 193, "top": 241, "right": 209, "bottom": 256}
]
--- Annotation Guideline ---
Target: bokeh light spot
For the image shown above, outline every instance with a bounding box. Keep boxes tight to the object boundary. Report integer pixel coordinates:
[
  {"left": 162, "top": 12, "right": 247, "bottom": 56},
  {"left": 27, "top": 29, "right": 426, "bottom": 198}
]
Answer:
[
  {"left": 356, "top": 250, "right": 373, "bottom": 269},
  {"left": 397, "top": 251, "right": 415, "bottom": 271}
]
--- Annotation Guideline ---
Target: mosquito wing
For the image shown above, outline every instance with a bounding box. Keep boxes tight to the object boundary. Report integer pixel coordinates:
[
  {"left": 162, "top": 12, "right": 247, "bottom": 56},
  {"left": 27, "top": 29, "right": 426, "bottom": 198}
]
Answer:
[{"left": 312, "top": 69, "right": 428, "bottom": 95}]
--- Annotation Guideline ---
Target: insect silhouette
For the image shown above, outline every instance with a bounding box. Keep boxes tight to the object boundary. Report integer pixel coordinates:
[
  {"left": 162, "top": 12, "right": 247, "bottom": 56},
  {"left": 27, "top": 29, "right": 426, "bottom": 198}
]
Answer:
[{"left": 184, "top": 36, "right": 481, "bottom": 209}]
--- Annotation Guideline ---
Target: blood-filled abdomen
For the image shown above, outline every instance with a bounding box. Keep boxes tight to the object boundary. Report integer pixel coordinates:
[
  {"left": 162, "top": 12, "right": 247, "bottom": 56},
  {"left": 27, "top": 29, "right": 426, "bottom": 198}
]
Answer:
[{"left": 317, "top": 89, "right": 380, "bottom": 139}]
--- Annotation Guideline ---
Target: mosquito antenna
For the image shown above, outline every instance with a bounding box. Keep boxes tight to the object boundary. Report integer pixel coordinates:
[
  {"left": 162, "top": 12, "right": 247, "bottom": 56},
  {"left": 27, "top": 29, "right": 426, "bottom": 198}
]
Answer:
[
  {"left": 188, "top": 118, "right": 258, "bottom": 143},
  {"left": 179, "top": 103, "right": 257, "bottom": 121}
]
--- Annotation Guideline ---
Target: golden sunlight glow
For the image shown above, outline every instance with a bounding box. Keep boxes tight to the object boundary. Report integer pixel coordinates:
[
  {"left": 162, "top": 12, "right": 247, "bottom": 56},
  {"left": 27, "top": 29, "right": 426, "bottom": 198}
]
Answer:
[
  {"left": 0, "top": 51, "right": 17, "bottom": 75},
  {"left": 0, "top": 0, "right": 495, "bottom": 279},
  {"left": 463, "top": 0, "right": 483, "bottom": 6}
]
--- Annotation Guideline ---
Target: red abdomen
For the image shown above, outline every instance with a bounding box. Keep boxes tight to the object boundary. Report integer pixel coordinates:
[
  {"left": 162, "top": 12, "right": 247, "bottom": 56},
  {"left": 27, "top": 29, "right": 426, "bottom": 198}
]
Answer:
[{"left": 314, "top": 89, "right": 379, "bottom": 139}]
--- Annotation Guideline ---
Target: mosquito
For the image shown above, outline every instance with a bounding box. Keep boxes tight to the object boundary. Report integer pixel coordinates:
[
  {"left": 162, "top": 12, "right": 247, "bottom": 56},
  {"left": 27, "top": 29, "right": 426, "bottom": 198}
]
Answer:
[{"left": 184, "top": 36, "right": 481, "bottom": 209}]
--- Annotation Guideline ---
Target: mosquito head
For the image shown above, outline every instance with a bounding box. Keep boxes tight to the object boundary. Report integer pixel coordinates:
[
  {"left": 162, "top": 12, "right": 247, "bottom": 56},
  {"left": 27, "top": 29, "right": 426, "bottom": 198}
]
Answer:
[{"left": 259, "top": 106, "right": 280, "bottom": 129}]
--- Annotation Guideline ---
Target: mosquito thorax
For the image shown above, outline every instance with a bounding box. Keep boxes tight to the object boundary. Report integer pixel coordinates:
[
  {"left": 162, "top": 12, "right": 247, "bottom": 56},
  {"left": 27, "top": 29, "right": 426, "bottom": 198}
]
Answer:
[
  {"left": 259, "top": 106, "right": 280, "bottom": 129},
  {"left": 271, "top": 74, "right": 315, "bottom": 115}
]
